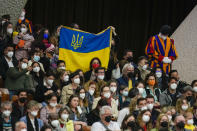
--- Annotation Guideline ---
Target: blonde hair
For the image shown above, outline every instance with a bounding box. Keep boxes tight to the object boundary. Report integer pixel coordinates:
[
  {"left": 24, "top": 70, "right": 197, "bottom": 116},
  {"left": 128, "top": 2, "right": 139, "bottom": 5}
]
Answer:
[
  {"left": 176, "top": 98, "right": 192, "bottom": 114},
  {"left": 155, "top": 114, "right": 169, "bottom": 129},
  {"left": 122, "top": 63, "right": 134, "bottom": 75}
]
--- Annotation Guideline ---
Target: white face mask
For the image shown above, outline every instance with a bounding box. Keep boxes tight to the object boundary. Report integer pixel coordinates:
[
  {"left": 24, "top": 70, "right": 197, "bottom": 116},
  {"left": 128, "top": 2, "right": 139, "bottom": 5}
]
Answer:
[
  {"left": 7, "top": 51, "right": 14, "bottom": 58},
  {"left": 142, "top": 65, "right": 148, "bottom": 70},
  {"left": 61, "top": 114, "right": 69, "bottom": 121},
  {"left": 3, "top": 110, "right": 11, "bottom": 117},
  {"left": 74, "top": 78, "right": 80, "bottom": 84},
  {"left": 182, "top": 105, "right": 188, "bottom": 111},
  {"left": 79, "top": 93, "right": 86, "bottom": 99},
  {"left": 50, "top": 102, "right": 57, "bottom": 107},
  {"left": 21, "top": 11, "right": 26, "bottom": 17},
  {"left": 21, "top": 63, "right": 27, "bottom": 69},
  {"left": 122, "top": 91, "right": 128, "bottom": 96},
  {"left": 47, "top": 79, "right": 54, "bottom": 87},
  {"left": 147, "top": 103, "right": 154, "bottom": 110},
  {"left": 21, "top": 27, "right": 27, "bottom": 33},
  {"left": 59, "top": 66, "right": 65, "bottom": 70},
  {"left": 88, "top": 89, "right": 95, "bottom": 96},
  {"left": 193, "top": 86, "right": 197, "bottom": 92},
  {"left": 7, "top": 28, "right": 13, "bottom": 34},
  {"left": 138, "top": 88, "right": 144, "bottom": 95},
  {"left": 30, "top": 111, "right": 38, "bottom": 117},
  {"left": 159, "top": 33, "right": 167, "bottom": 40},
  {"left": 51, "top": 120, "right": 59, "bottom": 128},
  {"left": 187, "top": 119, "right": 194, "bottom": 125},
  {"left": 98, "top": 75, "right": 104, "bottom": 80},
  {"left": 141, "top": 106, "right": 148, "bottom": 111},
  {"left": 21, "top": 129, "right": 27, "bottom": 131},
  {"left": 33, "top": 67, "right": 40, "bottom": 73},
  {"left": 63, "top": 75, "right": 69, "bottom": 82},
  {"left": 142, "top": 115, "right": 150, "bottom": 123},
  {"left": 168, "top": 115, "right": 172, "bottom": 121},
  {"left": 110, "top": 86, "right": 117, "bottom": 93},
  {"left": 2, "top": 20, "right": 6, "bottom": 25},
  {"left": 170, "top": 83, "right": 177, "bottom": 90},
  {"left": 155, "top": 72, "right": 162, "bottom": 78},
  {"left": 104, "top": 92, "right": 111, "bottom": 99}
]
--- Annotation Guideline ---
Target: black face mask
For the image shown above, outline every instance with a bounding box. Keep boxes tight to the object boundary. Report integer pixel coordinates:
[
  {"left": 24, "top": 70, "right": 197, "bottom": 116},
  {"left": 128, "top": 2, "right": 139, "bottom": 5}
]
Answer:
[
  {"left": 105, "top": 116, "right": 111, "bottom": 122},
  {"left": 127, "top": 56, "right": 133, "bottom": 62},
  {"left": 160, "top": 121, "right": 168, "bottom": 127},
  {"left": 127, "top": 72, "right": 134, "bottom": 79},
  {"left": 19, "top": 97, "right": 27, "bottom": 103},
  {"left": 176, "top": 121, "right": 185, "bottom": 129},
  {"left": 127, "top": 121, "right": 136, "bottom": 128},
  {"left": 186, "top": 96, "right": 192, "bottom": 102}
]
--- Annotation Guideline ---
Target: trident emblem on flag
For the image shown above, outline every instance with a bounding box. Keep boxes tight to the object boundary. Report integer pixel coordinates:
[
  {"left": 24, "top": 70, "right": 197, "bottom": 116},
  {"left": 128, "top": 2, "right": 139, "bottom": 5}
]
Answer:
[{"left": 71, "top": 34, "right": 84, "bottom": 50}]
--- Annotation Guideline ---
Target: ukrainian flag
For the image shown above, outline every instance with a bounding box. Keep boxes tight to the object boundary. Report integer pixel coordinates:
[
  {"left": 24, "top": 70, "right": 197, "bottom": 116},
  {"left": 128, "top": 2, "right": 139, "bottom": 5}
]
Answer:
[{"left": 59, "top": 26, "right": 112, "bottom": 72}]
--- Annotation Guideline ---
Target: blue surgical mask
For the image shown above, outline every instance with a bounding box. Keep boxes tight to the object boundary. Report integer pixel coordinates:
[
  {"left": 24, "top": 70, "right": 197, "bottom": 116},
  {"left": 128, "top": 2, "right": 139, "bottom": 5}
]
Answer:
[
  {"left": 122, "top": 91, "right": 128, "bottom": 97},
  {"left": 43, "top": 33, "right": 49, "bottom": 39},
  {"left": 33, "top": 55, "right": 40, "bottom": 62}
]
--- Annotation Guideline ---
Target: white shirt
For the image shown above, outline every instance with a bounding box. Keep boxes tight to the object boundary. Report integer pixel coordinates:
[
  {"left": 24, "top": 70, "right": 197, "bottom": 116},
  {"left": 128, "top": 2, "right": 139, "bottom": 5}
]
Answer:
[
  {"left": 5, "top": 57, "right": 14, "bottom": 68},
  {"left": 117, "top": 108, "right": 130, "bottom": 126},
  {"left": 91, "top": 121, "right": 120, "bottom": 131},
  {"left": 30, "top": 119, "right": 36, "bottom": 131}
]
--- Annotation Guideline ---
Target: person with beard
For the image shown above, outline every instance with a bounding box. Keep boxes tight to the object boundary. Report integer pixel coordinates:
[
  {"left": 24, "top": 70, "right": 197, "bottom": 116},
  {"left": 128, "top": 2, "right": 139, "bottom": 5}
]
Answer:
[
  {"left": 151, "top": 114, "right": 171, "bottom": 131},
  {"left": 121, "top": 114, "right": 142, "bottom": 131},
  {"left": 172, "top": 114, "right": 186, "bottom": 131},
  {"left": 12, "top": 89, "right": 28, "bottom": 121},
  {"left": 0, "top": 101, "right": 17, "bottom": 130},
  {"left": 91, "top": 106, "right": 120, "bottom": 131}
]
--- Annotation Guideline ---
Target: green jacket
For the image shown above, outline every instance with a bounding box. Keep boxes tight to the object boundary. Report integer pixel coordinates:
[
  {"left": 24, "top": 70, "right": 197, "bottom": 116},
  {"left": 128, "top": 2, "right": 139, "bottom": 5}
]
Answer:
[{"left": 5, "top": 67, "right": 33, "bottom": 91}]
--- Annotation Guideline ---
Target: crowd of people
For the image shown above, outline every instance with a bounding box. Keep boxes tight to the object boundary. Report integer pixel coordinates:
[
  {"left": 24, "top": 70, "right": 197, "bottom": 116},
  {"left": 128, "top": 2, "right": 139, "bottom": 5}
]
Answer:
[{"left": 0, "top": 10, "right": 197, "bottom": 131}]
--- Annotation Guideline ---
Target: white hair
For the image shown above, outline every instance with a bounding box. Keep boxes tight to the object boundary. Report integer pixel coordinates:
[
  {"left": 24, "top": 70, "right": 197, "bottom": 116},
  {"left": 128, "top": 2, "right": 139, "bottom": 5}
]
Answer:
[
  {"left": 122, "top": 63, "right": 134, "bottom": 74},
  {"left": 15, "top": 121, "right": 26, "bottom": 131},
  {"left": 1, "top": 101, "right": 12, "bottom": 109},
  {"left": 99, "top": 106, "right": 112, "bottom": 116}
]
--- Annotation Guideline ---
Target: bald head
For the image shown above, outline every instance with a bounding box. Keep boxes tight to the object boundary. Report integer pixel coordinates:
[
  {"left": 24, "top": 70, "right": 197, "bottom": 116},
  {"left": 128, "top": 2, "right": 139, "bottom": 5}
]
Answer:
[{"left": 15, "top": 121, "right": 27, "bottom": 131}]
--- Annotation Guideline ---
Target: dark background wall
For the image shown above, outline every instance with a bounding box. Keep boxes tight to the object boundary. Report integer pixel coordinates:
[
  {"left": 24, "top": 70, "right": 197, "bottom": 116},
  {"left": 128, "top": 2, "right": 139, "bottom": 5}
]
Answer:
[{"left": 25, "top": 0, "right": 196, "bottom": 61}]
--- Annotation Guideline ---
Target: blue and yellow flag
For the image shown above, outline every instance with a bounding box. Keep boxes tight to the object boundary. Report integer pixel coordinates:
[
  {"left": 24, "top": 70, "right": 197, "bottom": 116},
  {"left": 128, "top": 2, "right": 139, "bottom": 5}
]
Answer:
[{"left": 59, "top": 26, "right": 112, "bottom": 72}]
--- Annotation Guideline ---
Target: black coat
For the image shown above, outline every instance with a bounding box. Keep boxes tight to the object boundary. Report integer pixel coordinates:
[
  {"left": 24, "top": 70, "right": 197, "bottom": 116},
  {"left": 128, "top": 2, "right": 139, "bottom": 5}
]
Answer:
[
  {"left": 0, "top": 56, "right": 18, "bottom": 80},
  {"left": 86, "top": 109, "right": 100, "bottom": 126},
  {"left": 11, "top": 101, "right": 28, "bottom": 121},
  {"left": 35, "top": 83, "right": 58, "bottom": 102},
  {"left": 0, "top": 113, "right": 18, "bottom": 130}
]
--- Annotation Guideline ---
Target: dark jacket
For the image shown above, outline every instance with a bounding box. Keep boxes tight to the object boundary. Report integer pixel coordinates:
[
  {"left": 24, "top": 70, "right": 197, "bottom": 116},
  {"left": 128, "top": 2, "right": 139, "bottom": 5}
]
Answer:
[
  {"left": 84, "top": 70, "right": 92, "bottom": 82},
  {"left": 177, "top": 80, "right": 188, "bottom": 94},
  {"left": 159, "top": 89, "right": 181, "bottom": 107},
  {"left": 5, "top": 67, "right": 33, "bottom": 91},
  {"left": 11, "top": 101, "right": 28, "bottom": 121},
  {"left": 86, "top": 109, "right": 100, "bottom": 126},
  {"left": 35, "top": 83, "right": 58, "bottom": 102},
  {"left": 0, "top": 113, "right": 18, "bottom": 130},
  {"left": 0, "top": 56, "right": 18, "bottom": 80},
  {"left": 117, "top": 76, "right": 135, "bottom": 92}
]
